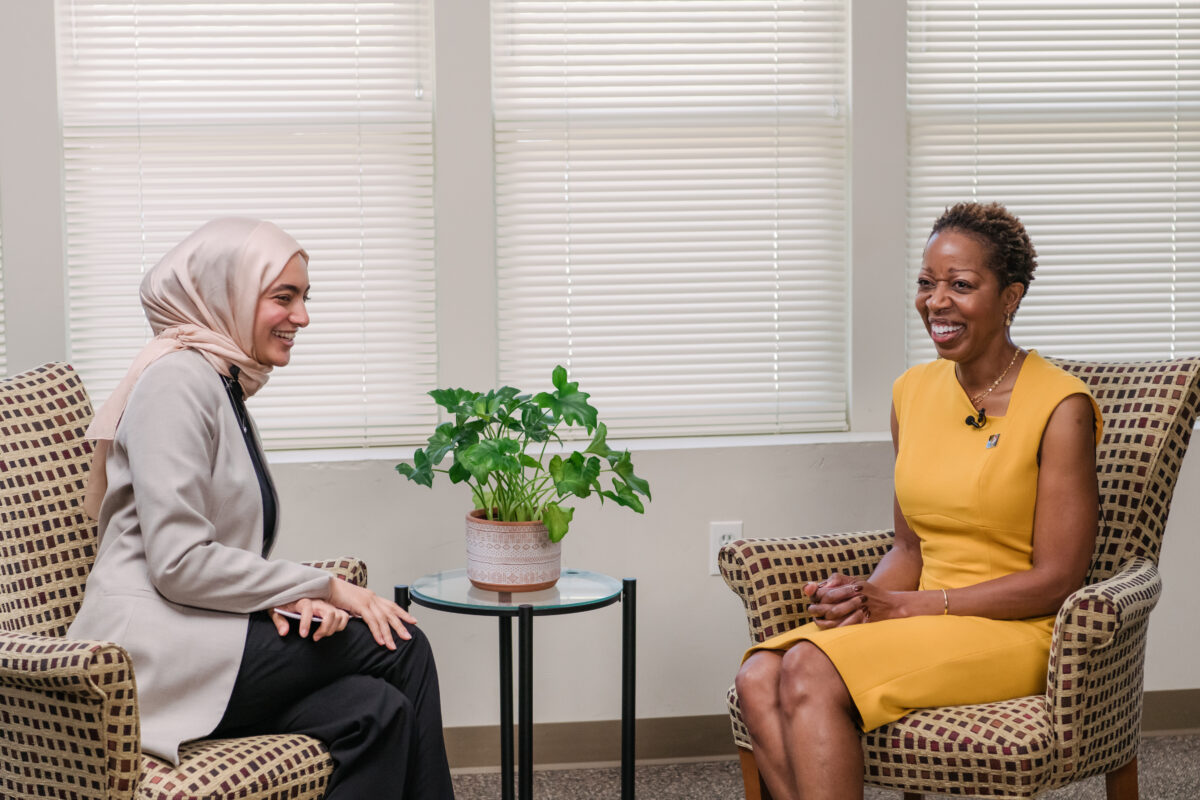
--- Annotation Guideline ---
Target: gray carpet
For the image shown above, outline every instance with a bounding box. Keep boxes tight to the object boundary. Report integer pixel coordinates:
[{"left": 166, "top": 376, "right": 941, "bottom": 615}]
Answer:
[{"left": 451, "top": 734, "right": 1199, "bottom": 799}]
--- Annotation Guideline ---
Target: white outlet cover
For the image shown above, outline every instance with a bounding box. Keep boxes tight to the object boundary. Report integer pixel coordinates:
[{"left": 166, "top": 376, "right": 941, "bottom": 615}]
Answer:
[{"left": 710, "top": 521, "right": 743, "bottom": 575}]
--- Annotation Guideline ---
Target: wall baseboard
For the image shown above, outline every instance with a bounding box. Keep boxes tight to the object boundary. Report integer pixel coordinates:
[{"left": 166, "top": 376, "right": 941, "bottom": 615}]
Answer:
[
  {"left": 446, "top": 689, "right": 1200, "bottom": 769},
  {"left": 1142, "top": 688, "right": 1200, "bottom": 735},
  {"left": 446, "top": 714, "right": 733, "bottom": 769}
]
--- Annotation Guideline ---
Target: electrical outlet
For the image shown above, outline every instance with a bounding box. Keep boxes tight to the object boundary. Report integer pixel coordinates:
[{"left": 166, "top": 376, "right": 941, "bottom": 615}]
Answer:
[{"left": 709, "top": 521, "right": 743, "bottom": 576}]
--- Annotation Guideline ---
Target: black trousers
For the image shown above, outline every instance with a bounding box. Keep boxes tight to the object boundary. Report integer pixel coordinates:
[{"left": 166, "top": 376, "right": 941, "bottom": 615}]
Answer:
[{"left": 212, "top": 612, "right": 455, "bottom": 799}]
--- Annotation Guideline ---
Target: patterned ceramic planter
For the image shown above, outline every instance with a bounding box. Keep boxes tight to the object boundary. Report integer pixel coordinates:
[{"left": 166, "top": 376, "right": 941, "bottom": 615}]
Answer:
[{"left": 464, "top": 509, "right": 562, "bottom": 592}]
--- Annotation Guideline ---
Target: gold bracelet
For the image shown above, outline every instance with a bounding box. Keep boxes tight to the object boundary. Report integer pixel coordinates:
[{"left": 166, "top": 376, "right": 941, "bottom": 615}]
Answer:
[{"left": 941, "top": 588, "right": 949, "bottom": 615}]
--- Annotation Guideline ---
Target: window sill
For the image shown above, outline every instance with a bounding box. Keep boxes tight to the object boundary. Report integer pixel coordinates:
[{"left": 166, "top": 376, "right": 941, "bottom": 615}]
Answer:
[{"left": 265, "top": 429, "right": 892, "bottom": 466}]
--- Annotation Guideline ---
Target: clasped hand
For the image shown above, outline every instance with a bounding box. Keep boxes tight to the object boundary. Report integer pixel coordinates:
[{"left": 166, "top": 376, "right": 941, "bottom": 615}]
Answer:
[
  {"left": 802, "top": 573, "right": 907, "bottom": 629},
  {"left": 269, "top": 579, "right": 419, "bottom": 650},
  {"left": 803, "top": 572, "right": 867, "bottom": 629}
]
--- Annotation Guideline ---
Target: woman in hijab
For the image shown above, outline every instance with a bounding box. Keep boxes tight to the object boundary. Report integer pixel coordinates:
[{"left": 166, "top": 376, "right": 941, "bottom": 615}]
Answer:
[{"left": 68, "top": 218, "right": 454, "bottom": 799}]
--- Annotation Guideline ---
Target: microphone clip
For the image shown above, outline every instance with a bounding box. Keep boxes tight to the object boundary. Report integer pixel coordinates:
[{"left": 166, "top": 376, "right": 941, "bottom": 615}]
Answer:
[{"left": 965, "top": 407, "right": 987, "bottom": 429}]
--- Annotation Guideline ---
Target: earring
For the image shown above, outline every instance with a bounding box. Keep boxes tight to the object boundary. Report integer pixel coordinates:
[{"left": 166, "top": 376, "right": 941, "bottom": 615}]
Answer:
[{"left": 1005, "top": 311, "right": 1014, "bottom": 327}]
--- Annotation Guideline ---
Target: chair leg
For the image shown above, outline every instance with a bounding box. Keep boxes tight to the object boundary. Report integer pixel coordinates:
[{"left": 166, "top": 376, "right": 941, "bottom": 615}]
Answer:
[
  {"left": 1105, "top": 755, "right": 1139, "bottom": 800},
  {"left": 738, "top": 748, "right": 774, "bottom": 800}
]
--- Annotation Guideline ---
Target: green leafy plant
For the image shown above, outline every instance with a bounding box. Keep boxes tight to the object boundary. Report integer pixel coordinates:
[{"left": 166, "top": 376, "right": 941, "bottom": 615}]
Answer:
[{"left": 396, "top": 366, "right": 651, "bottom": 542}]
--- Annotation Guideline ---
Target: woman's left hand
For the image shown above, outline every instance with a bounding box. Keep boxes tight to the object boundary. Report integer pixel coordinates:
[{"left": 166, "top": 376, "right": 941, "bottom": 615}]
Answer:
[
  {"left": 329, "top": 578, "right": 419, "bottom": 651},
  {"left": 861, "top": 583, "right": 944, "bottom": 621},
  {"left": 860, "top": 582, "right": 906, "bottom": 622}
]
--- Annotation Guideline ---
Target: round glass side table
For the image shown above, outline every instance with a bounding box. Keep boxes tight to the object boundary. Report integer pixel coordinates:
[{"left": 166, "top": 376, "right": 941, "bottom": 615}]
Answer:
[{"left": 396, "top": 568, "right": 636, "bottom": 800}]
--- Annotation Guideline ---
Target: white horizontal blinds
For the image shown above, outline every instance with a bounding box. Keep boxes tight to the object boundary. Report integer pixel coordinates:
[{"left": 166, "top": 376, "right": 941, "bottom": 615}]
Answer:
[
  {"left": 906, "top": 1, "right": 1200, "bottom": 365},
  {"left": 492, "top": 1, "right": 849, "bottom": 437},
  {"left": 56, "top": 0, "right": 436, "bottom": 448}
]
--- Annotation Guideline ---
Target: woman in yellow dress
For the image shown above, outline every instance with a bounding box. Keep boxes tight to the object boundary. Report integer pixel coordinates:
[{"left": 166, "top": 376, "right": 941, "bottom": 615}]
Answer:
[{"left": 734, "top": 202, "right": 1102, "bottom": 800}]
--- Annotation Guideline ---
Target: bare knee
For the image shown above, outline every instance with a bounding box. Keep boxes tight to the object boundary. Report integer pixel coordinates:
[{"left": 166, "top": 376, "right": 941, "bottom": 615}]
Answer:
[
  {"left": 735, "top": 651, "right": 783, "bottom": 706},
  {"left": 777, "top": 643, "right": 852, "bottom": 716}
]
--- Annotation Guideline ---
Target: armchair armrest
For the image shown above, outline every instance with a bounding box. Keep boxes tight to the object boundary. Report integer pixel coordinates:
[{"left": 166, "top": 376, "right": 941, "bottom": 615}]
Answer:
[
  {"left": 0, "top": 630, "right": 141, "bottom": 800},
  {"left": 1046, "top": 556, "right": 1160, "bottom": 787},
  {"left": 304, "top": 557, "right": 369, "bottom": 587},
  {"left": 718, "top": 530, "right": 894, "bottom": 643}
]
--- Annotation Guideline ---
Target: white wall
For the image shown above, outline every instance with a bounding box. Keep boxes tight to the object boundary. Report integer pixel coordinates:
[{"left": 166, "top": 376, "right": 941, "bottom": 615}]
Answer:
[
  {"left": 1, "top": 0, "right": 1197, "bottom": 732},
  {"left": 0, "top": 0, "right": 66, "bottom": 370}
]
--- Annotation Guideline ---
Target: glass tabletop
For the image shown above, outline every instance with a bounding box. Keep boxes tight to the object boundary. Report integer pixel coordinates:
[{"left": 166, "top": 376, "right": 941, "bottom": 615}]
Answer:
[{"left": 409, "top": 568, "right": 624, "bottom": 616}]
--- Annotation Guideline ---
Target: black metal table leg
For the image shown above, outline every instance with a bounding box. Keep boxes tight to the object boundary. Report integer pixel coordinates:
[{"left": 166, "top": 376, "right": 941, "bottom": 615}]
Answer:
[
  {"left": 394, "top": 584, "right": 411, "bottom": 611},
  {"left": 621, "top": 578, "right": 636, "bottom": 800},
  {"left": 500, "top": 615, "right": 514, "bottom": 800},
  {"left": 518, "top": 604, "right": 534, "bottom": 800},
  {"left": 407, "top": 570, "right": 625, "bottom": 800}
]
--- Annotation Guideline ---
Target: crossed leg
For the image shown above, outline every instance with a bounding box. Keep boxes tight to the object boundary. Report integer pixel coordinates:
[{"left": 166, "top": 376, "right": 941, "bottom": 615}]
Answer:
[{"left": 212, "top": 612, "right": 454, "bottom": 799}]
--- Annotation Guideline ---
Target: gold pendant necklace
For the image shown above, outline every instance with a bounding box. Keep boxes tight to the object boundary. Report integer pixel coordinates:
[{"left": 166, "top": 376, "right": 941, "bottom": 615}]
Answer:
[{"left": 963, "top": 347, "right": 1021, "bottom": 407}]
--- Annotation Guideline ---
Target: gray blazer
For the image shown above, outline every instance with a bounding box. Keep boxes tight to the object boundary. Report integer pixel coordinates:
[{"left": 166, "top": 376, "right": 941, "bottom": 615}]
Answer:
[{"left": 68, "top": 349, "right": 332, "bottom": 763}]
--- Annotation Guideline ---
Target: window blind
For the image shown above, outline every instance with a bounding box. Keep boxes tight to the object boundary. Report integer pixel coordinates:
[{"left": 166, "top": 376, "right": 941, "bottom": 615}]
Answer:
[
  {"left": 492, "top": 0, "right": 849, "bottom": 437},
  {"left": 906, "top": 1, "right": 1200, "bottom": 365},
  {"left": 55, "top": 0, "right": 436, "bottom": 448}
]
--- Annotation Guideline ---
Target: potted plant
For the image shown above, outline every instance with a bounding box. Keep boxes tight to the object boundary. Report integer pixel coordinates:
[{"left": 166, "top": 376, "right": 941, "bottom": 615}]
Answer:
[{"left": 396, "top": 365, "right": 651, "bottom": 591}]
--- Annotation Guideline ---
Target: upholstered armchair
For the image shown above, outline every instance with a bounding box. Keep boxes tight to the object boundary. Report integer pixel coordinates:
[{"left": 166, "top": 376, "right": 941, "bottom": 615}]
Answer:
[
  {"left": 0, "top": 362, "right": 366, "bottom": 800},
  {"left": 721, "top": 357, "right": 1200, "bottom": 800}
]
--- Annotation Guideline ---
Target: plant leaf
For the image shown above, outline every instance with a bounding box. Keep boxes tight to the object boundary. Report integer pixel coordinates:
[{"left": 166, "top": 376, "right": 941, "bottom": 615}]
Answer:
[
  {"left": 472, "top": 392, "right": 500, "bottom": 419},
  {"left": 424, "top": 423, "right": 458, "bottom": 464},
  {"left": 471, "top": 386, "right": 522, "bottom": 422},
  {"left": 448, "top": 459, "right": 473, "bottom": 484},
  {"left": 396, "top": 449, "right": 434, "bottom": 487},
  {"left": 533, "top": 366, "right": 598, "bottom": 430},
  {"left": 543, "top": 502, "right": 574, "bottom": 542},
  {"left": 549, "top": 451, "right": 601, "bottom": 498},
  {"left": 430, "top": 388, "right": 477, "bottom": 416},
  {"left": 600, "top": 477, "right": 645, "bottom": 513},
  {"left": 608, "top": 450, "right": 651, "bottom": 498},
  {"left": 583, "top": 421, "right": 612, "bottom": 457},
  {"left": 519, "top": 453, "right": 542, "bottom": 470},
  {"left": 458, "top": 438, "right": 522, "bottom": 483},
  {"left": 495, "top": 386, "right": 523, "bottom": 407},
  {"left": 462, "top": 418, "right": 490, "bottom": 437},
  {"left": 519, "top": 405, "right": 554, "bottom": 442}
]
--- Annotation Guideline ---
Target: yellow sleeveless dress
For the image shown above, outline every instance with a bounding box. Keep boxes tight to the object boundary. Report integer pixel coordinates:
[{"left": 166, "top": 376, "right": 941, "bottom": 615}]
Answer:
[{"left": 746, "top": 351, "right": 1102, "bottom": 731}]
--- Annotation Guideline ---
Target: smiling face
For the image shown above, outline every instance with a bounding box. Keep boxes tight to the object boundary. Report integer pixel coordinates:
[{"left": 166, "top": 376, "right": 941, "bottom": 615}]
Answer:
[
  {"left": 917, "top": 229, "right": 1023, "bottom": 363},
  {"left": 252, "top": 253, "right": 310, "bottom": 367}
]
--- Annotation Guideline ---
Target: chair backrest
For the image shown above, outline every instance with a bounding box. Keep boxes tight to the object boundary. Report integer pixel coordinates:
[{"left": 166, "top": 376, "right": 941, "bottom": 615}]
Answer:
[
  {"left": 0, "top": 362, "right": 98, "bottom": 636},
  {"left": 1049, "top": 357, "right": 1200, "bottom": 583}
]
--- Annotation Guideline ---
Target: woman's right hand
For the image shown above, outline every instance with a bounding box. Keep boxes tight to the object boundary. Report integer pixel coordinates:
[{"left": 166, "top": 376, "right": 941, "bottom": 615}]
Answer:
[
  {"left": 271, "top": 597, "right": 350, "bottom": 641},
  {"left": 803, "top": 572, "right": 868, "bottom": 629}
]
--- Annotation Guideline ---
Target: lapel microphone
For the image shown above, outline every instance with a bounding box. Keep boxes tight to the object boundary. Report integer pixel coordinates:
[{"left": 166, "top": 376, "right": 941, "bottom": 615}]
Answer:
[{"left": 965, "top": 408, "right": 987, "bottom": 429}]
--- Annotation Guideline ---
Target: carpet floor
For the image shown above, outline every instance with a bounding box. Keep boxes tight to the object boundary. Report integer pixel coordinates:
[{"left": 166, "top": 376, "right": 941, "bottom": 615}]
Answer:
[{"left": 451, "top": 733, "right": 1199, "bottom": 799}]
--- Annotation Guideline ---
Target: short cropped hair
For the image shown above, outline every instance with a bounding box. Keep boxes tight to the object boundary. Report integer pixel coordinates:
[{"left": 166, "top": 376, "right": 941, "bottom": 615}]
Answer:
[{"left": 928, "top": 202, "right": 1037, "bottom": 291}]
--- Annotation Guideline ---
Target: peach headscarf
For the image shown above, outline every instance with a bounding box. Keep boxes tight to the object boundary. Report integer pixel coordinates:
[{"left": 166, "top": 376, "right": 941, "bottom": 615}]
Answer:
[{"left": 83, "top": 218, "right": 308, "bottom": 518}]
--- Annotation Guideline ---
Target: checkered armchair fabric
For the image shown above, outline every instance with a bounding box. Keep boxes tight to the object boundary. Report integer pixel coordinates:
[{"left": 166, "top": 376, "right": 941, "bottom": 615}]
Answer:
[
  {"left": 0, "top": 362, "right": 368, "bottom": 800},
  {"left": 721, "top": 356, "right": 1200, "bottom": 799}
]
